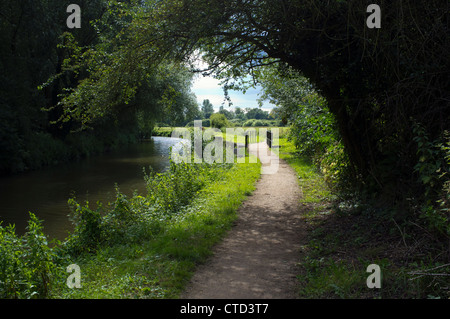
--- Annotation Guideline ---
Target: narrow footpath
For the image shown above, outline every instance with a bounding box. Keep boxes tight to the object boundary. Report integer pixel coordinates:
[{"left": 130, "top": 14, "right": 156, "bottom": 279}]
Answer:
[{"left": 181, "top": 142, "right": 306, "bottom": 299}]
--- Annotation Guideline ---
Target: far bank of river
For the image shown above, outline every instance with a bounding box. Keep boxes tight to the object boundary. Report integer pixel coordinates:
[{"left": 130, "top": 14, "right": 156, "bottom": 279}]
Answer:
[{"left": 0, "top": 137, "right": 182, "bottom": 241}]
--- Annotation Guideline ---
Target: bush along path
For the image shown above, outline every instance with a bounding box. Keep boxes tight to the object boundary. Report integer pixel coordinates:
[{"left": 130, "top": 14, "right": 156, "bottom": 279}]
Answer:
[{"left": 182, "top": 142, "right": 306, "bottom": 298}]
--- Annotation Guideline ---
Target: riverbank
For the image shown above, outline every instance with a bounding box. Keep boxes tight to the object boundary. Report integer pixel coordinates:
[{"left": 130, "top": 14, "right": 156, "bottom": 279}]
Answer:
[
  {"left": 0, "top": 152, "right": 261, "bottom": 298},
  {"left": 3, "top": 135, "right": 446, "bottom": 299},
  {"left": 0, "top": 137, "right": 181, "bottom": 241},
  {"left": 55, "top": 160, "right": 260, "bottom": 298}
]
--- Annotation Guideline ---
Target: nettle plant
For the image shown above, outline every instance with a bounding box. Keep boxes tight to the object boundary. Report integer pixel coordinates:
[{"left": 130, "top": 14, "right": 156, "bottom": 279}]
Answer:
[{"left": 0, "top": 213, "right": 59, "bottom": 298}]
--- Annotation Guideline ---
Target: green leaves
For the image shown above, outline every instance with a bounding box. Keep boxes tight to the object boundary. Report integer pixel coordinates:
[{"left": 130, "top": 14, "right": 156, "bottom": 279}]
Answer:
[
  {"left": 412, "top": 123, "right": 450, "bottom": 237},
  {"left": 0, "top": 213, "right": 57, "bottom": 298},
  {"left": 413, "top": 122, "right": 447, "bottom": 196},
  {"left": 258, "top": 65, "right": 337, "bottom": 159},
  {"left": 210, "top": 113, "right": 229, "bottom": 129},
  {"left": 62, "top": 160, "right": 231, "bottom": 257}
]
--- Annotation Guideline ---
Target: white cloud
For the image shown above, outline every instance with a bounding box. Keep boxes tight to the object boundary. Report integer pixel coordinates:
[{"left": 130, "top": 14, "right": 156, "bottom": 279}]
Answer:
[
  {"left": 192, "top": 75, "right": 222, "bottom": 90},
  {"left": 190, "top": 66, "right": 276, "bottom": 111}
]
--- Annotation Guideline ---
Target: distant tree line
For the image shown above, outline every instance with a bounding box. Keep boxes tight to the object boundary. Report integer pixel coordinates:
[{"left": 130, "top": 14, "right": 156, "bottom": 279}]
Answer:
[{"left": 178, "top": 98, "right": 283, "bottom": 128}]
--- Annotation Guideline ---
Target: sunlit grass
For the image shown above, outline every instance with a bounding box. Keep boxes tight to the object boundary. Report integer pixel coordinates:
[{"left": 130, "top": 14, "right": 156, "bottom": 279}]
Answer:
[
  {"left": 277, "top": 138, "right": 331, "bottom": 204},
  {"left": 52, "top": 158, "right": 261, "bottom": 299}
]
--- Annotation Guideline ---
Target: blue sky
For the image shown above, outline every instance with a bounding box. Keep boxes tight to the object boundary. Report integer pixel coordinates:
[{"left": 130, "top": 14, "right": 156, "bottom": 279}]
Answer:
[{"left": 191, "top": 73, "right": 277, "bottom": 113}]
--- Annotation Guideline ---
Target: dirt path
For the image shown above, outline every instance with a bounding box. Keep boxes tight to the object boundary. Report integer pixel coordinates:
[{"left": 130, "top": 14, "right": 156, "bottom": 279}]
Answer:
[{"left": 181, "top": 142, "right": 306, "bottom": 299}]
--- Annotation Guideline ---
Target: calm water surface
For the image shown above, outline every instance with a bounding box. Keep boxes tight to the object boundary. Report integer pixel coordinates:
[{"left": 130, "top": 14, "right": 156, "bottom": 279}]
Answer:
[{"left": 0, "top": 137, "right": 181, "bottom": 240}]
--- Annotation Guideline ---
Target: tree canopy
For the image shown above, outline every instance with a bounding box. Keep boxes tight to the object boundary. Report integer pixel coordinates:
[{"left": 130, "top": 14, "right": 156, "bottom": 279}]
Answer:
[
  {"left": 1, "top": 0, "right": 448, "bottom": 213},
  {"left": 0, "top": 0, "right": 448, "bottom": 299},
  {"left": 0, "top": 0, "right": 201, "bottom": 173},
  {"left": 111, "top": 0, "right": 448, "bottom": 201},
  {"left": 201, "top": 99, "right": 215, "bottom": 119}
]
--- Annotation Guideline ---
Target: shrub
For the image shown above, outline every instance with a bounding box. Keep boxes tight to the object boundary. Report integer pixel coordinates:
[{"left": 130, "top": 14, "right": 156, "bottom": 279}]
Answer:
[
  {"left": 65, "top": 199, "right": 104, "bottom": 255},
  {"left": 63, "top": 159, "right": 232, "bottom": 255},
  {"left": 229, "top": 119, "right": 243, "bottom": 127},
  {"left": 413, "top": 123, "right": 448, "bottom": 199},
  {"left": 413, "top": 126, "right": 450, "bottom": 237},
  {"left": 152, "top": 127, "right": 173, "bottom": 137},
  {"left": 0, "top": 213, "right": 57, "bottom": 298},
  {"left": 243, "top": 119, "right": 255, "bottom": 127},
  {"left": 186, "top": 120, "right": 210, "bottom": 127},
  {"left": 319, "top": 141, "right": 352, "bottom": 196},
  {"left": 210, "top": 113, "right": 229, "bottom": 129},
  {"left": 253, "top": 120, "right": 264, "bottom": 127}
]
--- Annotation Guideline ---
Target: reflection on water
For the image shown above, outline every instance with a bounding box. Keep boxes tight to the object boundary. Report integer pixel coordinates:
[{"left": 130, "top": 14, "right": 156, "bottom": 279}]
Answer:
[{"left": 0, "top": 137, "right": 181, "bottom": 240}]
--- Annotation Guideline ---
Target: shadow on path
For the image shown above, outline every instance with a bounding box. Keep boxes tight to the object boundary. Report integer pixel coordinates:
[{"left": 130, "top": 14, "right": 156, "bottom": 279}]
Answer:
[{"left": 181, "top": 142, "right": 306, "bottom": 299}]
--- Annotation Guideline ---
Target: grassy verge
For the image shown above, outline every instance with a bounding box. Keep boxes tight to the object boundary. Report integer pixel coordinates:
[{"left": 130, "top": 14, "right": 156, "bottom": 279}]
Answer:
[
  {"left": 278, "top": 138, "right": 450, "bottom": 299},
  {"left": 50, "top": 159, "right": 261, "bottom": 299}
]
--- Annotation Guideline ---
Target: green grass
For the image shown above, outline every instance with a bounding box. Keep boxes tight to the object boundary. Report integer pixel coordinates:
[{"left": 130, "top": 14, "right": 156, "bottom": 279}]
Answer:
[
  {"left": 277, "top": 138, "right": 450, "bottom": 299},
  {"left": 277, "top": 138, "right": 331, "bottom": 204},
  {"left": 51, "top": 159, "right": 261, "bottom": 299},
  {"left": 212, "top": 126, "right": 287, "bottom": 145}
]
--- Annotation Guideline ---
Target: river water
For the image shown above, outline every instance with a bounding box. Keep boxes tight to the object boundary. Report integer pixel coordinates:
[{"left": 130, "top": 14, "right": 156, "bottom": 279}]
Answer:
[{"left": 0, "top": 137, "right": 181, "bottom": 241}]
